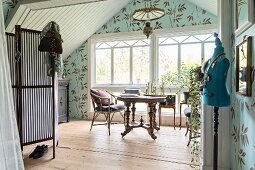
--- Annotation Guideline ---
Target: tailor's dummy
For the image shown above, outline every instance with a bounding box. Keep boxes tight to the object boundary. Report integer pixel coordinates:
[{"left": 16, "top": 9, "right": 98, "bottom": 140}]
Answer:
[{"left": 202, "top": 33, "right": 230, "bottom": 107}]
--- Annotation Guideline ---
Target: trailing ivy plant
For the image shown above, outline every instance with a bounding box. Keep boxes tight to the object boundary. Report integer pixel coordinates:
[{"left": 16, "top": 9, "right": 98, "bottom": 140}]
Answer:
[{"left": 188, "top": 66, "right": 203, "bottom": 167}]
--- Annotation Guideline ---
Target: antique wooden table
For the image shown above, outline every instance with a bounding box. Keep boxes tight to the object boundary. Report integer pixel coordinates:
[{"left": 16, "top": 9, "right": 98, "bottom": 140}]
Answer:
[{"left": 117, "top": 95, "right": 165, "bottom": 140}]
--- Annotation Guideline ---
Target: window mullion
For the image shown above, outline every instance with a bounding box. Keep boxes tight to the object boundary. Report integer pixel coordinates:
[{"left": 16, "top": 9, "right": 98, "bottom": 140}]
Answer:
[
  {"left": 201, "top": 42, "right": 205, "bottom": 64},
  {"left": 130, "top": 47, "right": 133, "bottom": 84},
  {"left": 111, "top": 48, "right": 114, "bottom": 84}
]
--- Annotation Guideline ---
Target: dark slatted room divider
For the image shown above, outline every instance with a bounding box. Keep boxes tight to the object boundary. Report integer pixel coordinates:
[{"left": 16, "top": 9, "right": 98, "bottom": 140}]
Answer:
[{"left": 6, "top": 25, "right": 56, "bottom": 158}]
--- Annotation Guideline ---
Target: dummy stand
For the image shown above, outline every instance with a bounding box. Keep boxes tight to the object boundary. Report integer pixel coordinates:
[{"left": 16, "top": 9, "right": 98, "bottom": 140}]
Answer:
[{"left": 213, "top": 107, "right": 219, "bottom": 170}]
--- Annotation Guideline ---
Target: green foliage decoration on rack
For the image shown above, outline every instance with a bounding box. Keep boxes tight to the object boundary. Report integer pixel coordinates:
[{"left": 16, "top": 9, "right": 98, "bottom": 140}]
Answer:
[{"left": 188, "top": 66, "right": 202, "bottom": 167}]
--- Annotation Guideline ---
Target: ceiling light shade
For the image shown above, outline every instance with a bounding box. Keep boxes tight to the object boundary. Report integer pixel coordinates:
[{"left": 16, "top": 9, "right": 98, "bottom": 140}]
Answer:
[
  {"left": 143, "top": 22, "right": 153, "bottom": 39},
  {"left": 132, "top": 0, "right": 164, "bottom": 38},
  {"left": 132, "top": 0, "right": 165, "bottom": 21},
  {"left": 132, "top": 7, "right": 165, "bottom": 21}
]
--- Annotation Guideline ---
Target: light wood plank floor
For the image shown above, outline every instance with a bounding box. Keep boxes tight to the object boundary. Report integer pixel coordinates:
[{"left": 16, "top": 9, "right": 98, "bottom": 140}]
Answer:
[{"left": 23, "top": 120, "right": 198, "bottom": 170}]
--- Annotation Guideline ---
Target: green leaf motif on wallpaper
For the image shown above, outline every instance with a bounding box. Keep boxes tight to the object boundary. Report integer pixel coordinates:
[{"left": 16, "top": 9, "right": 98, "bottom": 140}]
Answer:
[
  {"left": 132, "top": 0, "right": 141, "bottom": 6},
  {"left": 114, "top": 27, "right": 121, "bottom": 33},
  {"left": 232, "top": 124, "right": 249, "bottom": 146},
  {"left": 102, "top": 24, "right": 107, "bottom": 30},
  {"left": 113, "top": 15, "right": 121, "bottom": 24},
  {"left": 245, "top": 101, "right": 250, "bottom": 110},
  {"left": 123, "top": 13, "right": 130, "bottom": 20},
  {"left": 174, "top": 14, "right": 183, "bottom": 23},
  {"left": 71, "top": 89, "right": 76, "bottom": 95},
  {"left": 240, "top": 124, "right": 249, "bottom": 146},
  {"left": 232, "top": 123, "right": 250, "bottom": 169},
  {"left": 154, "top": 22, "right": 163, "bottom": 29},
  {"left": 166, "top": 8, "right": 174, "bottom": 15},
  {"left": 178, "top": 4, "right": 186, "bottom": 12},
  {"left": 163, "top": 1, "right": 170, "bottom": 7},
  {"left": 202, "top": 18, "right": 211, "bottom": 25},
  {"left": 232, "top": 125, "right": 239, "bottom": 143},
  {"left": 237, "top": 149, "right": 246, "bottom": 169},
  {"left": 122, "top": 8, "right": 127, "bottom": 13},
  {"left": 187, "top": 15, "right": 194, "bottom": 22}
]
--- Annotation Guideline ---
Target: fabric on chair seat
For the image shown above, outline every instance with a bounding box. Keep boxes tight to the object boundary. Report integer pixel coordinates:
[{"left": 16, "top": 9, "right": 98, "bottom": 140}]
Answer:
[{"left": 95, "top": 104, "right": 125, "bottom": 111}]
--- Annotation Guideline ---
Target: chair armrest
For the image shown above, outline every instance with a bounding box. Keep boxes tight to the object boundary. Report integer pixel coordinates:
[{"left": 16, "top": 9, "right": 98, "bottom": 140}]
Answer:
[{"left": 105, "top": 90, "right": 118, "bottom": 104}]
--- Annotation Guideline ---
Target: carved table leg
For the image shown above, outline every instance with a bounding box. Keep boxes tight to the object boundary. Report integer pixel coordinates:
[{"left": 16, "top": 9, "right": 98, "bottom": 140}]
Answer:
[
  {"left": 153, "top": 104, "right": 160, "bottom": 131},
  {"left": 147, "top": 103, "right": 157, "bottom": 140},
  {"left": 131, "top": 102, "right": 136, "bottom": 125},
  {"left": 121, "top": 102, "right": 132, "bottom": 137}
]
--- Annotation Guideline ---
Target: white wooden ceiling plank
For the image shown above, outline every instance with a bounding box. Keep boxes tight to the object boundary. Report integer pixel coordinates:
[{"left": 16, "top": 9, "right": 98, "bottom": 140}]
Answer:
[
  {"left": 54, "top": 5, "right": 86, "bottom": 35},
  {"left": 22, "top": 0, "right": 109, "bottom": 10},
  {"left": 34, "top": 6, "right": 76, "bottom": 31},
  {"left": 63, "top": 5, "right": 98, "bottom": 43},
  {"left": 60, "top": 4, "right": 97, "bottom": 37},
  {"left": 64, "top": 1, "right": 117, "bottom": 43},
  {"left": 64, "top": 0, "right": 128, "bottom": 56},
  {"left": 24, "top": 9, "right": 52, "bottom": 29}
]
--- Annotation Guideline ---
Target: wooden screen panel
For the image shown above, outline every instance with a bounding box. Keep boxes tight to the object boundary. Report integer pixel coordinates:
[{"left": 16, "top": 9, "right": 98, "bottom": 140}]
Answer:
[
  {"left": 19, "top": 28, "right": 54, "bottom": 145},
  {"left": 6, "top": 26, "right": 56, "bottom": 158}
]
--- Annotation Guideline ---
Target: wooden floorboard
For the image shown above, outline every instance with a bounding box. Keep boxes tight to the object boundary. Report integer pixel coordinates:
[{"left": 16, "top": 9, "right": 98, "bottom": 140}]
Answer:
[{"left": 23, "top": 120, "right": 198, "bottom": 170}]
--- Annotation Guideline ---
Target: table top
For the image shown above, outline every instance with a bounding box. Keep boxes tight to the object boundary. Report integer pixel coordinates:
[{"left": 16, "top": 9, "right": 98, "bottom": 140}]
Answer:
[{"left": 117, "top": 95, "right": 165, "bottom": 103}]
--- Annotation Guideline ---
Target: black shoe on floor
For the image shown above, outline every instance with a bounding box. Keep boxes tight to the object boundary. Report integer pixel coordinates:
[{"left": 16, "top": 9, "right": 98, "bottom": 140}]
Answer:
[
  {"left": 29, "top": 145, "right": 41, "bottom": 158},
  {"left": 33, "top": 145, "right": 48, "bottom": 159}
]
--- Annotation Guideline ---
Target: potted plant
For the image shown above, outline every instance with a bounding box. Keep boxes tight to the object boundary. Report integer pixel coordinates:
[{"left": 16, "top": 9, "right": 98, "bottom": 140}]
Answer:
[{"left": 165, "top": 95, "right": 176, "bottom": 105}]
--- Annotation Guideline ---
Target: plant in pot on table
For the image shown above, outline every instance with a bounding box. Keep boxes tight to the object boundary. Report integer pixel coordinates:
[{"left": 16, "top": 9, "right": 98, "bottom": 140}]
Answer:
[{"left": 165, "top": 95, "right": 175, "bottom": 105}]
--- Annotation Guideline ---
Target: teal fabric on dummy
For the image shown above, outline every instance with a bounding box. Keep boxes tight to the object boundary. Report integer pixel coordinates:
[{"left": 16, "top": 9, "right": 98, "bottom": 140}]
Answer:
[{"left": 202, "top": 34, "right": 231, "bottom": 107}]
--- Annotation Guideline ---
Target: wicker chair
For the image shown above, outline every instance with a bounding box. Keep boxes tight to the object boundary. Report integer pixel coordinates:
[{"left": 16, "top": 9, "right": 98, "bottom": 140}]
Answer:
[{"left": 90, "top": 89, "right": 125, "bottom": 135}]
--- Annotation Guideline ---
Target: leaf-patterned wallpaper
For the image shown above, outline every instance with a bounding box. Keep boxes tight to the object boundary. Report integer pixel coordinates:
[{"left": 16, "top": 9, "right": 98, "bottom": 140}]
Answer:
[
  {"left": 63, "top": 0, "right": 216, "bottom": 119},
  {"left": 230, "top": 94, "right": 255, "bottom": 169},
  {"left": 229, "top": 0, "right": 255, "bottom": 165}
]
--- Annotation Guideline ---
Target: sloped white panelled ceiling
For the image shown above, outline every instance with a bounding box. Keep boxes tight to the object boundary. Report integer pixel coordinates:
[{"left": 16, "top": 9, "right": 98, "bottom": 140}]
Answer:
[
  {"left": 5, "top": 0, "right": 216, "bottom": 59},
  {"left": 5, "top": 0, "right": 131, "bottom": 59}
]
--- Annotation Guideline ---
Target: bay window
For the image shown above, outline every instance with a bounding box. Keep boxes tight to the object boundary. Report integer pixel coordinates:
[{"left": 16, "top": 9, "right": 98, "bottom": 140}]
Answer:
[{"left": 90, "top": 26, "right": 216, "bottom": 116}]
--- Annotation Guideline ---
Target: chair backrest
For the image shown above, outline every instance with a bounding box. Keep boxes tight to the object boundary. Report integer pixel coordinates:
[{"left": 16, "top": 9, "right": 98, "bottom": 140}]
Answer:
[{"left": 90, "top": 89, "right": 111, "bottom": 109}]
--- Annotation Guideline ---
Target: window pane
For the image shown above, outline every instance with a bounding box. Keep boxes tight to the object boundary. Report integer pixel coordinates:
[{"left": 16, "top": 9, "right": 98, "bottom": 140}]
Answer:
[
  {"left": 195, "top": 34, "right": 211, "bottom": 41},
  {"left": 159, "top": 38, "right": 178, "bottom": 45},
  {"left": 171, "top": 36, "right": 189, "bottom": 43},
  {"left": 134, "top": 39, "right": 150, "bottom": 46},
  {"left": 158, "top": 45, "right": 178, "bottom": 83},
  {"left": 183, "top": 36, "right": 200, "bottom": 43},
  {"left": 181, "top": 44, "right": 201, "bottom": 66},
  {"left": 133, "top": 47, "right": 150, "bottom": 84},
  {"left": 96, "top": 49, "right": 111, "bottom": 84},
  {"left": 113, "top": 48, "right": 130, "bottom": 84},
  {"left": 204, "top": 42, "right": 215, "bottom": 61}
]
